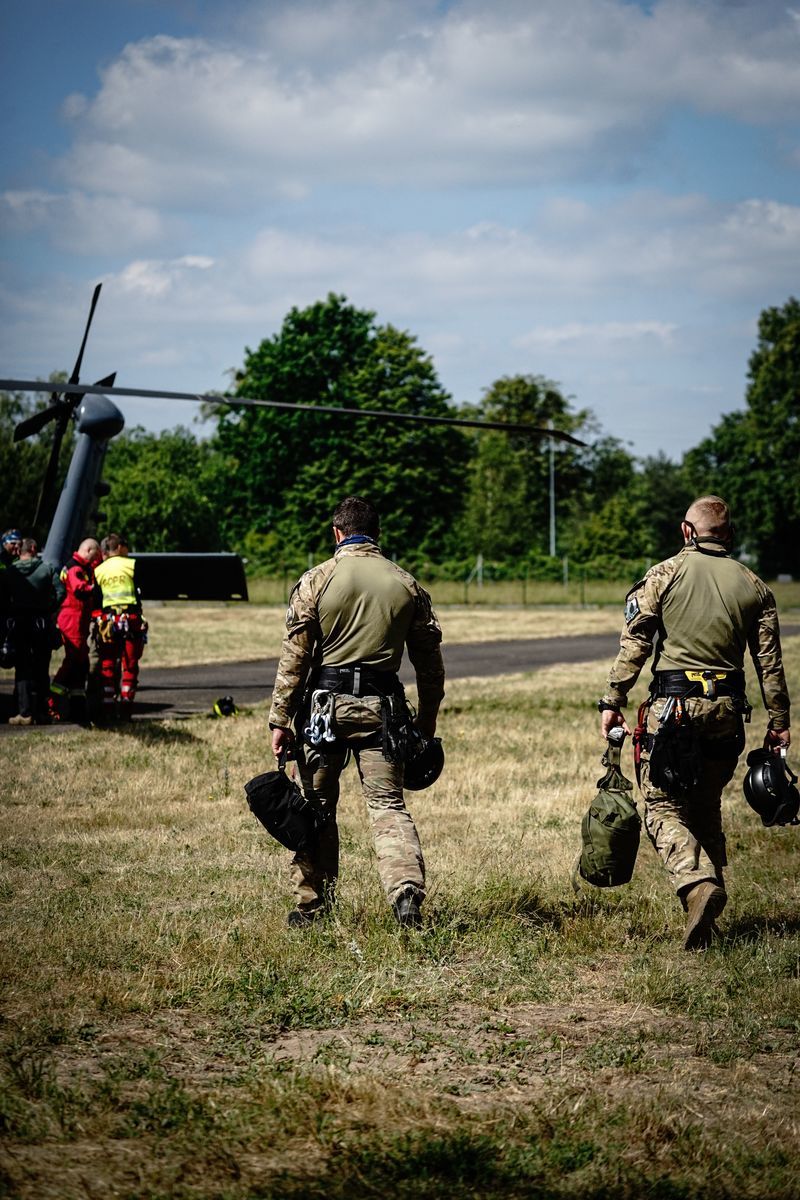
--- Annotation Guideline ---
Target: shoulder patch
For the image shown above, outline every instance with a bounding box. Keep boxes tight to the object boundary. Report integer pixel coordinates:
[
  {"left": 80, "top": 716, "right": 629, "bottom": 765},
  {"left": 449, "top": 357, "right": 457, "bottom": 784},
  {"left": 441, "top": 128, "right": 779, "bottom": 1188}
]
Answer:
[{"left": 624, "top": 594, "right": 640, "bottom": 624}]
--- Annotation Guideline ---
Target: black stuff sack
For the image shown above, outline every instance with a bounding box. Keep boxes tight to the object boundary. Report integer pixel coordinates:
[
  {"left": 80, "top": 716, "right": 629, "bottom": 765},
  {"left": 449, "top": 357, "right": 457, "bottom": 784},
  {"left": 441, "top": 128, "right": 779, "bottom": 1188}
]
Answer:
[
  {"left": 573, "top": 727, "right": 642, "bottom": 890},
  {"left": 244, "top": 759, "right": 325, "bottom": 854}
]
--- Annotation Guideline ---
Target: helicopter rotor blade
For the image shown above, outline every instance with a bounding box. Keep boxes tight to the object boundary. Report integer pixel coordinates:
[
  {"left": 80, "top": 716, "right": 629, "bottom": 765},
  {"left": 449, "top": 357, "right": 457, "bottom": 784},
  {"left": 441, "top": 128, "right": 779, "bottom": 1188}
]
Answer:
[
  {"left": 13, "top": 401, "right": 65, "bottom": 443},
  {"left": 11, "top": 284, "right": 104, "bottom": 444},
  {"left": 12, "top": 370, "right": 116, "bottom": 446},
  {"left": 30, "top": 370, "right": 116, "bottom": 527},
  {"left": 0, "top": 379, "right": 588, "bottom": 447},
  {"left": 67, "top": 282, "right": 102, "bottom": 391}
]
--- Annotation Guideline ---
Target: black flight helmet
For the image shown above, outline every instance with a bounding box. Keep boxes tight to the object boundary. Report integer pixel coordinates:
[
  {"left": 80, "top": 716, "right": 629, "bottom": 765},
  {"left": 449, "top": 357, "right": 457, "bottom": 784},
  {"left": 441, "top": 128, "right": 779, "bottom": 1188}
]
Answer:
[
  {"left": 743, "top": 749, "right": 800, "bottom": 827},
  {"left": 404, "top": 732, "right": 445, "bottom": 791}
]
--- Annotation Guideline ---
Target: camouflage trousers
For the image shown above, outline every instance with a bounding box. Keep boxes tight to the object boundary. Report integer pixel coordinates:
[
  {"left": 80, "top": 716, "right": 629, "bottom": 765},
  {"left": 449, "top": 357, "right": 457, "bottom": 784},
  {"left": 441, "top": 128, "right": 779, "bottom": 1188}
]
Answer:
[
  {"left": 291, "top": 694, "right": 425, "bottom": 911},
  {"left": 639, "top": 696, "right": 744, "bottom": 898}
]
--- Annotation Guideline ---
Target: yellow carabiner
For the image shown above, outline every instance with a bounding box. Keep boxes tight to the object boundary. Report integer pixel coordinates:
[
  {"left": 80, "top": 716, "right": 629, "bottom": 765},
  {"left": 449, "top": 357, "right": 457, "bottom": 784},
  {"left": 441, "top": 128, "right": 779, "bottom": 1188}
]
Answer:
[{"left": 685, "top": 670, "right": 728, "bottom": 699}]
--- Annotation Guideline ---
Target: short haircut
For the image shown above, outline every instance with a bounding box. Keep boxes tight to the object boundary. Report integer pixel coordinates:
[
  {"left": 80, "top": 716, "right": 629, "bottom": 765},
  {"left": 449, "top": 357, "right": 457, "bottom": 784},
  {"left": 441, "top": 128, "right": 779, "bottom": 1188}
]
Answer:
[
  {"left": 102, "top": 533, "right": 127, "bottom": 554},
  {"left": 331, "top": 496, "right": 380, "bottom": 539},
  {"left": 685, "top": 495, "right": 731, "bottom": 538},
  {"left": 20, "top": 537, "right": 38, "bottom": 555}
]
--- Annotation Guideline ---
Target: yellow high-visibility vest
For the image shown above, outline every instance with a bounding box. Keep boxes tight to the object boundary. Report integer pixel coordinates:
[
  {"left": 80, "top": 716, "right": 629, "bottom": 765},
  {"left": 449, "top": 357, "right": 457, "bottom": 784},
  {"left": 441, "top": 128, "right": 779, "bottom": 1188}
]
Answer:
[{"left": 95, "top": 556, "right": 138, "bottom": 610}]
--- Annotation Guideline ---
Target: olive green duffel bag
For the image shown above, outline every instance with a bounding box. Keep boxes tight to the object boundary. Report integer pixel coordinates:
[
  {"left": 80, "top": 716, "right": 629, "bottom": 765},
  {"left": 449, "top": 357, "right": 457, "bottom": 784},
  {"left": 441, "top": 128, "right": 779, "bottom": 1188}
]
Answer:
[{"left": 573, "top": 727, "right": 641, "bottom": 891}]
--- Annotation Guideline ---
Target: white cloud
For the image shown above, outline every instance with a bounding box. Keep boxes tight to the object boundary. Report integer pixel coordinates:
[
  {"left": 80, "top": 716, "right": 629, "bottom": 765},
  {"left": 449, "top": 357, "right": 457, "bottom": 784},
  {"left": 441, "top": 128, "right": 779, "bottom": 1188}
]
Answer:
[
  {"left": 515, "top": 322, "right": 678, "bottom": 351},
  {"left": 3, "top": 185, "right": 796, "bottom": 391},
  {"left": 0, "top": 189, "right": 171, "bottom": 254},
  {"left": 116, "top": 255, "right": 215, "bottom": 298},
  {"left": 3, "top": 187, "right": 783, "bottom": 397},
  {"left": 232, "top": 193, "right": 800, "bottom": 311},
  {"left": 53, "top": 1, "right": 800, "bottom": 207}
]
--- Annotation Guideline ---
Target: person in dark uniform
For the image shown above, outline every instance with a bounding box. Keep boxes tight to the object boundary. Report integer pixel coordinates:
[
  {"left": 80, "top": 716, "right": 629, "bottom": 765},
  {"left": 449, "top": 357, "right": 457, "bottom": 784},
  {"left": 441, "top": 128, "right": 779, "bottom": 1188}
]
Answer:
[
  {"left": 7, "top": 538, "right": 65, "bottom": 725},
  {"left": 0, "top": 530, "right": 23, "bottom": 672}
]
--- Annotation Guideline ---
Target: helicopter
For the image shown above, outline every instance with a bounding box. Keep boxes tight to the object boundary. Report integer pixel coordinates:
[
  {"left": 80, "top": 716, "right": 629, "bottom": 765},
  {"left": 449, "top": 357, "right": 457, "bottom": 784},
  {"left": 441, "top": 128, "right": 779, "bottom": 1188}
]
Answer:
[{"left": 3, "top": 285, "right": 586, "bottom": 600}]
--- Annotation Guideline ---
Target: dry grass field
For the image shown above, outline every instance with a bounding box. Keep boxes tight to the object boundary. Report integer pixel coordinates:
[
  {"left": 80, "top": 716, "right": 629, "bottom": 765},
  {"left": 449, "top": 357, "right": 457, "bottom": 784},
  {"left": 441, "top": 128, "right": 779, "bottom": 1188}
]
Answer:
[
  {"left": 246, "top": 576, "right": 627, "bottom": 608},
  {"left": 2, "top": 625, "right": 799, "bottom": 1198},
  {"left": 138, "top": 603, "right": 625, "bottom": 670},
  {"left": 129, "top": 578, "right": 800, "bottom": 670}
]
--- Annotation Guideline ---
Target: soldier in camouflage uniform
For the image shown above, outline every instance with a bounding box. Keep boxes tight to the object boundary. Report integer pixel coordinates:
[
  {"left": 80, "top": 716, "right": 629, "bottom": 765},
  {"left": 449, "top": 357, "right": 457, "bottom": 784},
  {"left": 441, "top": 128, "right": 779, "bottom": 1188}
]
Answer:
[
  {"left": 599, "top": 496, "right": 791, "bottom": 949},
  {"left": 269, "top": 496, "right": 445, "bottom": 929}
]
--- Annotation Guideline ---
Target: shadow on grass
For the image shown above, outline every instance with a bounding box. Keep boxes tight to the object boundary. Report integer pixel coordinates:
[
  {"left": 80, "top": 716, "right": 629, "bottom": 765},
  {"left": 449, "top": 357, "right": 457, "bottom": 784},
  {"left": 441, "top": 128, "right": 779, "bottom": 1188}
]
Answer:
[
  {"left": 97, "top": 719, "right": 203, "bottom": 745},
  {"left": 429, "top": 881, "right": 567, "bottom": 935},
  {"left": 721, "top": 913, "right": 800, "bottom": 943}
]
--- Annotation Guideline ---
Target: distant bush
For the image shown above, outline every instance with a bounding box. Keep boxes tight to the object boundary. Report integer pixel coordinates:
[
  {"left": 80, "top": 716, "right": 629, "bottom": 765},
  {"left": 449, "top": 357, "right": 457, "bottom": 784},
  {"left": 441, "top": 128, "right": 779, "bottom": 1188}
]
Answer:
[
  {"left": 246, "top": 551, "right": 650, "bottom": 587},
  {"left": 393, "top": 553, "right": 649, "bottom": 585}
]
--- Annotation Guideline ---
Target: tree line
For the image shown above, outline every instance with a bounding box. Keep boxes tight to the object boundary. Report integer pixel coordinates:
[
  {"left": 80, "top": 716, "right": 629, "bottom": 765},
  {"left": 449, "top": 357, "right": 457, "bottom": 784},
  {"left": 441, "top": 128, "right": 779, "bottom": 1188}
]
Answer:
[{"left": 3, "top": 294, "right": 798, "bottom": 581}]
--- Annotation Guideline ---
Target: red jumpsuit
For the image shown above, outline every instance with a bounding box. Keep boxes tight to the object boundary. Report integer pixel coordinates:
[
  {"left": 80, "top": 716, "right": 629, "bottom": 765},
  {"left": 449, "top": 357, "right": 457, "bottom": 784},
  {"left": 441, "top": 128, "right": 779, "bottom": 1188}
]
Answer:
[
  {"left": 98, "top": 613, "right": 146, "bottom": 711},
  {"left": 52, "top": 552, "right": 96, "bottom": 701}
]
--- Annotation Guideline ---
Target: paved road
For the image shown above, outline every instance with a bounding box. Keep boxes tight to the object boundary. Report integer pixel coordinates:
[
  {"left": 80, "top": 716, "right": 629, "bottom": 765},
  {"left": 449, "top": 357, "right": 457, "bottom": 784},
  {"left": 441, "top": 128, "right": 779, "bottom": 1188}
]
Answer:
[
  {"left": 3, "top": 626, "right": 797, "bottom": 726},
  {"left": 0, "top": 632, "right": 621, "bottom": 726},
  {"left": 131, "top": 632, "right": 623, "bottom": 718}
]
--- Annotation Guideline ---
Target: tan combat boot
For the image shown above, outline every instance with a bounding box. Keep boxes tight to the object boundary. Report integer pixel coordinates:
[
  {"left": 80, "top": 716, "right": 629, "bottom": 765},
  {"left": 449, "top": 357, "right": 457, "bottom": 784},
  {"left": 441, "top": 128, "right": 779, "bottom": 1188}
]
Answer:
[{"left": 683, "top": 881, "right": 727, "bottom": 951}]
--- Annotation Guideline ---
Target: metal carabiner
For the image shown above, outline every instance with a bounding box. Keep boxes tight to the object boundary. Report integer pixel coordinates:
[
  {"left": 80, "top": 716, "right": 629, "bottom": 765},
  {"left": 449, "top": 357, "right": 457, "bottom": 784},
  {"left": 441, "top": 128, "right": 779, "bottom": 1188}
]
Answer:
[{"left": 304, "top": 690, "right": 338, "bottom": 746}]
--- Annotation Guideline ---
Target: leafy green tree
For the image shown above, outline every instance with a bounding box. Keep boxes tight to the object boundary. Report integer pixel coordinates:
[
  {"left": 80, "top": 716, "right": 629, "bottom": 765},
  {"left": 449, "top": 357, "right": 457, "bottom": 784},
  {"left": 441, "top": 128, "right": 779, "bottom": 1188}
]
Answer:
[
  {"left": 213, "top": 295, "right": 470, "bottom": 566},
  {"left": 458, "top": 374, "right": 695, "bottom": 571},
  {"left": 629, "top": 454, "right": 694, "bottom": 562},
  {"left": 561, "top": 430, "right": 638, "bottom": 557},
  {"left": 461, "top": 428, "right": 528, "bottom": 553},
  {"left": 460, "top": 374, "right": 588, "bottom": 558},
  {"left": 684, "top": 297, "right": 800, "bottom": 574},
  {"left": 102, "top": 427, "right": 227, "bottom": 551},
  {"left": 0, "top": 381, "right": 75, "bottom": 542},
  {"left": 566, "top": 492, "right": 652, "bottom": 564},
  {"left": 636, "top": 455, "right": 690, "bottom": 554}
]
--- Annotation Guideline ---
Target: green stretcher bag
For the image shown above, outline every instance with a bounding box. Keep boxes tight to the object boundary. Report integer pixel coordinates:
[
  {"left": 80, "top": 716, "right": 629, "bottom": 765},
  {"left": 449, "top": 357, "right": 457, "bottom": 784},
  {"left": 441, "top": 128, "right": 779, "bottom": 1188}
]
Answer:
[{"left": 573, "top": 727, "right": 641, "bottom": 891}]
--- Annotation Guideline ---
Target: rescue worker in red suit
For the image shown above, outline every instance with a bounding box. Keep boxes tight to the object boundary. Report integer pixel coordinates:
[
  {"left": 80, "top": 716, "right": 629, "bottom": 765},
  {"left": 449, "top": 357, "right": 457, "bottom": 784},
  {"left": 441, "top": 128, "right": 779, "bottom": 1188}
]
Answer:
[
  {"left": 50, "top": 537, "right": 101, "bottom": 722},
  {"left": 93, "top": 533, "right": 147, "bottom": 720}
]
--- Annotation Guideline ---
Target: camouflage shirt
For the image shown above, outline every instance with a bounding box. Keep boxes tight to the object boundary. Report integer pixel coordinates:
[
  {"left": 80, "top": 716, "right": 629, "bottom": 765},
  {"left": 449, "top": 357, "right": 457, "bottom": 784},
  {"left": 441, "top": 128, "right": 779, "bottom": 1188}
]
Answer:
[
  {"left": 269, "top": 541, "right": 445, "bottom": 729},
  {"left": 602, "top": 544, "right": 790, "bottom": 730}
]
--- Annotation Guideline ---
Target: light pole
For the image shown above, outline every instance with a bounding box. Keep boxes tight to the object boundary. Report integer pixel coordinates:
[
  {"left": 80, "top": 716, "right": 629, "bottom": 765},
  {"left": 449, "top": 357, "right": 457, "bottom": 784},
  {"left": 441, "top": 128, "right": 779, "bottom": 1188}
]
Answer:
[{"left": 548, "top": 426, "right": 556, "bottom": 557}]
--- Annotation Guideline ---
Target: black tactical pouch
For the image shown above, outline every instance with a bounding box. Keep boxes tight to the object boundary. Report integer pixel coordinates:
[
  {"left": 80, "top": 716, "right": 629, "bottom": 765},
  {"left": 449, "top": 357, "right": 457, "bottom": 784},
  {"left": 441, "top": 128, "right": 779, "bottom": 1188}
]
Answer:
[
  {"left": 647, "top": 715, "right": 700, "bottom": 797},
  {"left": 381, "top": 691, "right": 415, "bottom": 764},
  {"left": 0, "top": 618, "right": 15, "bottom": 669},
  {"left": 704, "top": 724, "right": 745, "bottom": 760},
  {"left": 244, "top": 754, "right": 326, "bottom": 853}
]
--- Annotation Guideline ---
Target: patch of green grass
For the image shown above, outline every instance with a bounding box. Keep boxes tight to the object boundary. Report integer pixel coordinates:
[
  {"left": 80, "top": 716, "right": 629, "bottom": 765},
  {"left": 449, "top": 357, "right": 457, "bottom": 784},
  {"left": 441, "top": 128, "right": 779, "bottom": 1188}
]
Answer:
[
  {"left": 120, "top": 1075, "right": 213, "bottom": 1138},
  {"left": 579, "top": 1030, "right": 656, "bottom": 1072}
]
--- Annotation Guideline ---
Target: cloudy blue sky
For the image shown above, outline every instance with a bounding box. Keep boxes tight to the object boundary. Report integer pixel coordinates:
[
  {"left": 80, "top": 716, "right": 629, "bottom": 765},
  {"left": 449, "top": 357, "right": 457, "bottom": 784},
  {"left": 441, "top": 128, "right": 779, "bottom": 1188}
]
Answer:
[{"left": 1, "top": 0, "right": 798, "bottom": 458}]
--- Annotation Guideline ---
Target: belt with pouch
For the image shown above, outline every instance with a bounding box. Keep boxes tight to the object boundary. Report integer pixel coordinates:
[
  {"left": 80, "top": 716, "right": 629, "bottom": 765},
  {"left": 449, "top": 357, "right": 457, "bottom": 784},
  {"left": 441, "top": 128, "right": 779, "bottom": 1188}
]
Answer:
[
  {"left": 315, "top": 663, "right": 402, "bottom": 698},
  {"left": 651, "top": 669, "right": 746, "bottom": 700}
]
